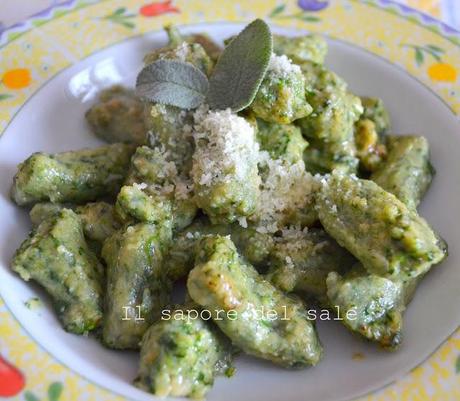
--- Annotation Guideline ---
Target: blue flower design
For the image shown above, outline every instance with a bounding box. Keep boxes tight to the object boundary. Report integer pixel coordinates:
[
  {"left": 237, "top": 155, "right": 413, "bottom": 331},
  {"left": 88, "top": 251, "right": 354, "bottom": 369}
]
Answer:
[{"left": 298, "top": 0, "right": 329, "bottom": 11}]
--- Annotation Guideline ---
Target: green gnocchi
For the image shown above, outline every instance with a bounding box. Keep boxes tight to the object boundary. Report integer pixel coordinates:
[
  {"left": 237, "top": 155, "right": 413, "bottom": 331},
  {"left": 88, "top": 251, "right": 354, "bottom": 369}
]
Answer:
[{"left": 9, "top": 21, "right": 447, "bottom": 399}]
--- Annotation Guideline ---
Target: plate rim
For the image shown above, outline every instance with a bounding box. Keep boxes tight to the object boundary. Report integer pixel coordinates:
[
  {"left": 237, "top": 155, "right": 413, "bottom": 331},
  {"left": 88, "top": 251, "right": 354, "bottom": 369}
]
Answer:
[{"left": 1, "top": 1, "right": 460, "bottom": 400}]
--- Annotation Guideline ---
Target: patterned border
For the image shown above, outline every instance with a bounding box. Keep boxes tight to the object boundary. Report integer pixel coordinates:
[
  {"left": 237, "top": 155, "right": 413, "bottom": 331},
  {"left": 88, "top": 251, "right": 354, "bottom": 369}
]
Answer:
[
  {"left": 366, "top": 0, "right": 460, "bottom": 47},
  {"left": 1, "top": 0, "right": 460, "bottom": 48},
  {"left": 0, "top": 0, "right": 97, "bottom": 48},
  {"left": 0, "top": 1, "right": 459, "bottom": 400},
  {"left": 376, "top": 0, "right": 460, "bottom": 36}
]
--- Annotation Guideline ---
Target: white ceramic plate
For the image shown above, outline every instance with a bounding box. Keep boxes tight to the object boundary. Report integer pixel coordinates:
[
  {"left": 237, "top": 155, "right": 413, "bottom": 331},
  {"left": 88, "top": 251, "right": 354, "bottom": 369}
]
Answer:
[{"left": 1, "top": 19, "right": 460, "bottom": 401}]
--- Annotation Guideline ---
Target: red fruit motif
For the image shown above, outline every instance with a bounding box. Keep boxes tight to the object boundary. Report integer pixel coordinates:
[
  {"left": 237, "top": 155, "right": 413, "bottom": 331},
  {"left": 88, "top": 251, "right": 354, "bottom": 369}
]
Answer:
[
  {"left": 140, "top": 0, "right": 180, "bottom": 17},
  {"left": 0, "top": 355, "right": 25, "bottom": 397}
]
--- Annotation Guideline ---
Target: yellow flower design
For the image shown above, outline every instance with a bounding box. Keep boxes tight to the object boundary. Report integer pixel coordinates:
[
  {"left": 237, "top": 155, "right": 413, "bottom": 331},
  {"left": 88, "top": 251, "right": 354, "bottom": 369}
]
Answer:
[
  {"left": 427, "top": 63, "right": 457, "bottom": 83},
  {"left": 400, "top": 43, "right": 458, "bottom": 84},
  {"left": 1, "top": 68, "right": 32, "bottom": 90}
]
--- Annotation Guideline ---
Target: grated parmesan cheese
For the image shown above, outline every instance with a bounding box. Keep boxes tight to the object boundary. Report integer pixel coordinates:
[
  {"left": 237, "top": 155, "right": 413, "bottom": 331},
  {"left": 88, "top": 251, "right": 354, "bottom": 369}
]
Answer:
[
  {"left": 268, "top": 53, "right": 301, "bottom": 76},
  {"left": 252, "top": 152, "right": 315, "bottom": 233},
  {"left": 274, "top": 227, "right": 312, "bottom": 259},
  {"left": 278, "top": 225, "right": 310, "bottom": 241},
  {"left": 237, "top": 217, "right": 248, "bottom": 228},
  {"left": 135, "top": 145, "right": 194, "bottom": 202},
  {"left": 174, "top": 180, "right": 194, "bottom": 200},
  {"left": 158, "top": 42, "right": 190, "bottom": 62},
  {"left": 191, "top": 106, "right": 260, "bottom": 187},
  {"left": 183, "top": 124, "right": 193, "bottom": 135},
  {"left": 272, "top": 226, "right": 312, "bottom": 265},
  {"left": 134, "top": 182, "right": 148, "bottom": 190},
  {"left": 174, "top": 42, "right": 190, "bottom": 62}
]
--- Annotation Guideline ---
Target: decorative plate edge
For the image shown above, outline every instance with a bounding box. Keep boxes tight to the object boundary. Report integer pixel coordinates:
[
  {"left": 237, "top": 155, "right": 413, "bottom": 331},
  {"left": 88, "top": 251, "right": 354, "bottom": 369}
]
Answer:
[{"left": 0, "top": 0, "right": 101, "bottom": 48}]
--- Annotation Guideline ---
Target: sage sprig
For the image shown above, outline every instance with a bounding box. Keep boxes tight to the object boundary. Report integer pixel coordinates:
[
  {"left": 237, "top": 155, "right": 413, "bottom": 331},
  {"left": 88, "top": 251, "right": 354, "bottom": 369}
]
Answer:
[
  {"left": 136, "top": 59, "right": 209, "bottom": 110},
  {"left": 207, "top": 19, "right": 272, "bottom": 111},
  {"left": 135, "top": 19, "right": 273, "bottom": 112}
]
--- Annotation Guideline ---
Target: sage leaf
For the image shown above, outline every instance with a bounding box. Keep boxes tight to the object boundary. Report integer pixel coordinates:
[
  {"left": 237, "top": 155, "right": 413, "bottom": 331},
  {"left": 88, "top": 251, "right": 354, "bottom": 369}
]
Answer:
[
  {"left": 207, "top": 18, "right": 272, "bottom": 112},
  {"left": 136, "top": 60, "right": 209, "bottom": 109}
]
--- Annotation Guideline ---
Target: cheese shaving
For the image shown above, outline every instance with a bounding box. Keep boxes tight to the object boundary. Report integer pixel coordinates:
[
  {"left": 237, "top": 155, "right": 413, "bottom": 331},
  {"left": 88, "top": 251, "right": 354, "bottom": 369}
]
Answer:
[{"left": 191, "top": 105, "right": 260, "bottom": 187}]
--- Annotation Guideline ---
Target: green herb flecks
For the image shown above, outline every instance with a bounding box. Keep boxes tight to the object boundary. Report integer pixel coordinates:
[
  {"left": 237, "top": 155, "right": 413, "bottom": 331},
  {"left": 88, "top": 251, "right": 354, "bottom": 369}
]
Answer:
[{"left": 24, "top": 297, "right": 42, "bottom": 310}]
